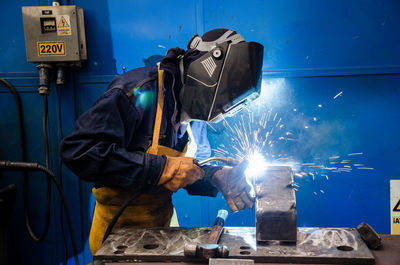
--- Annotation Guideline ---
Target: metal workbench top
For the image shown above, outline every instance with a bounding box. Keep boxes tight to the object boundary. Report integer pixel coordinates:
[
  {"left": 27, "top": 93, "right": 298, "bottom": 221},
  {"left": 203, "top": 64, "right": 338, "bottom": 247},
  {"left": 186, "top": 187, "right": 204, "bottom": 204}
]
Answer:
[{"left": 93, "top": 227, "right": 390, "bottom": 264}]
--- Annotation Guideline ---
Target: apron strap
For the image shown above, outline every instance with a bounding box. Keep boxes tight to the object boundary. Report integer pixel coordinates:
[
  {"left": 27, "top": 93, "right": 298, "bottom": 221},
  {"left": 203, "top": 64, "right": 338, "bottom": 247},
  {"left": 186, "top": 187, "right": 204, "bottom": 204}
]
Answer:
[{"left": 147, "top": 65, "right": 165, "bottom": 155}]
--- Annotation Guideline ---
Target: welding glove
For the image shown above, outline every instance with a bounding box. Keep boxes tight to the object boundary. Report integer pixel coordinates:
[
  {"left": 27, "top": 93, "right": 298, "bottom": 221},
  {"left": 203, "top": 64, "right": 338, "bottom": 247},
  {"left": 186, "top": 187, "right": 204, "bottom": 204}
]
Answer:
[
  {"left": 210, "top": 160, "right": 255, "bottom": 212},
  {"left": 157, "top": 156, "right": 205, "bottom": 192}
]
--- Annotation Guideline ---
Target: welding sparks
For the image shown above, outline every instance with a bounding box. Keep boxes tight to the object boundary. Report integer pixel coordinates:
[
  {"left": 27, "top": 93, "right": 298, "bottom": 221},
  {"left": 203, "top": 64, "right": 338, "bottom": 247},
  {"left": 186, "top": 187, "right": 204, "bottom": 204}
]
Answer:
[
  {"left": 209, "top": 93, "right": 374, "bottom": 199},
  {"left": 357, "top": 167, "right": 374, "bottom": 170},
  {"left": 348, "top": 152, "right": 363, "bottom": 156},
  {"left": 333, "top": 91, "right": 343, "bottom": 99}
]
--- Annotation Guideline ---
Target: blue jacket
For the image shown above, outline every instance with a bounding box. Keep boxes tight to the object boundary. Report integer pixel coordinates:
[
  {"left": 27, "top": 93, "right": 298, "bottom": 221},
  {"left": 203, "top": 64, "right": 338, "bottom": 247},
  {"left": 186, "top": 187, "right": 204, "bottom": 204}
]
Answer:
[{"left": 60, "top": 65, "right": 219, "bottom": 196}]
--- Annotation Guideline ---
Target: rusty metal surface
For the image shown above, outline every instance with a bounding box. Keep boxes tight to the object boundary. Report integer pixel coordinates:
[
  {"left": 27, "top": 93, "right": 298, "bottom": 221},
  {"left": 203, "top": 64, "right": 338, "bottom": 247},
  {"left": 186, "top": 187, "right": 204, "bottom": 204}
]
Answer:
[
  {"left": 94, "top": 227, "right": 374, "bottom": 264},
  {"left": 255, "top": 166, "right": 297, "bottom": 242}
]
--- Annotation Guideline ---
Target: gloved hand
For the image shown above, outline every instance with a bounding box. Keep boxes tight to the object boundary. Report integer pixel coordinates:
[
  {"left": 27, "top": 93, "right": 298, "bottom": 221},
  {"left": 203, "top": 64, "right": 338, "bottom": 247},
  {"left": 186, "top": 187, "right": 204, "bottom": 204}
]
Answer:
[
  {"left": 158, "top": 156, "right": 204, "bottom": 192},
  {"left": 210, "top": 160, "right": 255, "bottom": 212}
]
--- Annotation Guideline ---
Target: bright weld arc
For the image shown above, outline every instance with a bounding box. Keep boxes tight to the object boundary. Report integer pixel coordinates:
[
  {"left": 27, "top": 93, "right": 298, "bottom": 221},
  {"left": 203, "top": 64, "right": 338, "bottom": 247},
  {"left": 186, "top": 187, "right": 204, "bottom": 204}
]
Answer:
[
  {"left": 245, "top": 151, "right": 268, "bottom": 180},
  {"left": 245, "top": 152, "right": 268, "bottom": 199}
]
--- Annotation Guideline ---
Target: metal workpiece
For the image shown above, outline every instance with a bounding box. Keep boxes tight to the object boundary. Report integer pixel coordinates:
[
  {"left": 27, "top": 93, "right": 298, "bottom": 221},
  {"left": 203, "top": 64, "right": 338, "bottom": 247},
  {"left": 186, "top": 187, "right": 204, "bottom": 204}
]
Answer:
[
  {"left": 255, "top": 166, "right": 297, "bottom": 242},
  {"left": 356, "top": 222, "right": 382, "bottom": 249},
  {"left": 94, "top": 227, "right": 374, "bottom": 264}
]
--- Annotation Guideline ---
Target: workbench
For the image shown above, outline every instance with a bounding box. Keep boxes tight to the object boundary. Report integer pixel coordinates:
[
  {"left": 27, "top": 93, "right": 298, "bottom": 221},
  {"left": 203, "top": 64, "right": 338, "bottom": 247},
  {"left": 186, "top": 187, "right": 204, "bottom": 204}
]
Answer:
[{"left": 93, "top": 227, "right": 400, "bottom": 265}]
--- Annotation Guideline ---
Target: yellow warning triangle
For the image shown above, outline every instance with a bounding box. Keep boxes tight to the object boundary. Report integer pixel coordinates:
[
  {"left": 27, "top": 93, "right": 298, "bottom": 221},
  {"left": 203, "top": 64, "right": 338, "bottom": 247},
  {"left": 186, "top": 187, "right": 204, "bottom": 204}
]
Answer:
[
  {"left": 58, "top": 16, "right": 69, "bottom": 28},
  {"left": 394, "top": 198, "right": 400, "bottom": 212}
]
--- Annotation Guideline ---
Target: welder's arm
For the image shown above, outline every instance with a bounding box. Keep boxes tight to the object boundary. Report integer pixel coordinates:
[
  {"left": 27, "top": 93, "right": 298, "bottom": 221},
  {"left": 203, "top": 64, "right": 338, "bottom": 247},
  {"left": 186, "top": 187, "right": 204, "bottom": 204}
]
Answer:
[
  {"left": 60, "top": 88, "right": 165, "bottom": 189},
  {"left": 210, "top": 161, "right": 255, "bottom": 212}
]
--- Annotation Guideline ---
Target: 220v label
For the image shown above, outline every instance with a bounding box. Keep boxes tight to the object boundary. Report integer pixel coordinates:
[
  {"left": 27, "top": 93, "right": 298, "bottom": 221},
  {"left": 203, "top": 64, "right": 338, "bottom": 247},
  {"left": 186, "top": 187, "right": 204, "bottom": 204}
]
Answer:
[{"left": 37, "top": 41, "right": 66, "bottom": 56}]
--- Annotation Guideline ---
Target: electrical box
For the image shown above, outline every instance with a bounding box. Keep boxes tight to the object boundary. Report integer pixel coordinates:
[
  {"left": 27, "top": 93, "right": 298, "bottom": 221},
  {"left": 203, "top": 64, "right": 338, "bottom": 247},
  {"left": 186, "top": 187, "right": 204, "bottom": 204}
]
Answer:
[{"left": 22, "top": 5, "right": 87, "bottom": 65}]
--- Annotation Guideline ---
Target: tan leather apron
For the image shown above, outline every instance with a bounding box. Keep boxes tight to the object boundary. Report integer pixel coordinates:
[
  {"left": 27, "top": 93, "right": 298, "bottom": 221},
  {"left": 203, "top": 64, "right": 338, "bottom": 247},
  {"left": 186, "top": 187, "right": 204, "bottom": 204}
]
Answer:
[{"left": 89, "top": 66, "right": 195, "bottom": 254}]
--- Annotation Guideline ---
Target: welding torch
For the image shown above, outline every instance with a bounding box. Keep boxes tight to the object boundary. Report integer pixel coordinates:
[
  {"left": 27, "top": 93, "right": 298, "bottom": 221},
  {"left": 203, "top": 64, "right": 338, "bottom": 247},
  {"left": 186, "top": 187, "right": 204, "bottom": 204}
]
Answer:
[{"left": 197, "top": 156, "right": 239, "bottom": 166}]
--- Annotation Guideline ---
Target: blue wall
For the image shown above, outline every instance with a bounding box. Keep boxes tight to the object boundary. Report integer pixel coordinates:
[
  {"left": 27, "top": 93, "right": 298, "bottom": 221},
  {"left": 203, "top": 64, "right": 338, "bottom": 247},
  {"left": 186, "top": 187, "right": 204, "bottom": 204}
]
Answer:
[{"left": 1, "top": 0, "right": 399, "bottom": 264}]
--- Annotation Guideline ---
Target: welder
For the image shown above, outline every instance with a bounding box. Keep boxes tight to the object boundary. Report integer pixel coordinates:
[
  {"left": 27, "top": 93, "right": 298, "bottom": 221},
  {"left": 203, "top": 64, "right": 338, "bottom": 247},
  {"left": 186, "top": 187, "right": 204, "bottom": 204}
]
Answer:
[{"left": 60, "top": 28, "right": 264, "bottom": 254}]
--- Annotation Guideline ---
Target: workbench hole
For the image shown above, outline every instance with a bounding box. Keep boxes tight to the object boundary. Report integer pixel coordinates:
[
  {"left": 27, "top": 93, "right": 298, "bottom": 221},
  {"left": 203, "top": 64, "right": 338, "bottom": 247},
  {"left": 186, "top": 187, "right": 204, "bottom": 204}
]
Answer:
[
  {"left": 143, "top": 244, "right": 159, "bottom": 249},
  {"left": 240, "top": 246, "right": 250, "bottom": 250},
  {"left": 117, "top": 245, "right": 127, "bottom": 250},
  {"left": 337, "top": 245, "right": 354, "bottom": 251},
  {"left": 240, "top": 251, "right": 251, "bottom": 255},
  {"left": 113, "top": 250, "right": 124, "bottom": 254}
]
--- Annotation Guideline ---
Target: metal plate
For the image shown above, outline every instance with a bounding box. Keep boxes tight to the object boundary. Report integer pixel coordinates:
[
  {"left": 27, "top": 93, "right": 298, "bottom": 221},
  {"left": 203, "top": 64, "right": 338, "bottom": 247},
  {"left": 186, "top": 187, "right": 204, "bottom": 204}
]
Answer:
[
  {"left": 94, "top": 227, "right": 374, "bottom": 264},
  {"left": 255, "top": 166, "right": 297, "bottom": 242},
  {"left": 209, "top": 258, "right": 254, "bottom": 265}
]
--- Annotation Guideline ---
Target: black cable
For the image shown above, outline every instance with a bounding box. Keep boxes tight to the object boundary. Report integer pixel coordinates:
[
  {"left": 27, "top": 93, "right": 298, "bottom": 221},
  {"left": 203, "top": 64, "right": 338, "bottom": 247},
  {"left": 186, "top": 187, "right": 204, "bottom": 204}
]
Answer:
[
  {"left": 23, "top": 95, "right": 52, "bottom": 242},
  {"left": 0, "top": 78, "right": 52, "bottom": 243},
  {"left": 102, "top": 192, "right": 141, "bottom": 243},
  {"left": 72, "top": 70, "right": 86, "bottom": 257},
  {"left": 57, "top": 84, "right": 68, "bottom": 265},
  {"left": 0, "top": 78, "right": 27, "bottom": 165},
  {"left": 57, "top": 85, "right": 64, "bottom": 140},
  {"left": 0, "top": 161, "right": 79, "bottom": 265},
  {"left": 42, "top": 95, "right": 50, "bottom": 169}
]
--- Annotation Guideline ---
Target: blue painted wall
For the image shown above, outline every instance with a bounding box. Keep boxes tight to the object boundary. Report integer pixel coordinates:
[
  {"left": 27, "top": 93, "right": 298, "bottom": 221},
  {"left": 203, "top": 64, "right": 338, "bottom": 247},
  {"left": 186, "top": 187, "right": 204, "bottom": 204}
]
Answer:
[{"left": 1, "top": 0, "right": 399, "bottom": 264}]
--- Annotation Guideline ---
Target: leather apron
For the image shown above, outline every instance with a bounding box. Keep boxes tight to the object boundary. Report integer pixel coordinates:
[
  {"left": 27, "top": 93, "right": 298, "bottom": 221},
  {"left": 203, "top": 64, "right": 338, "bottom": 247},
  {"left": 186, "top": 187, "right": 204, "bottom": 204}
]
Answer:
[{"left": 89, "top": 67, "right": 194, "bottom": 254}]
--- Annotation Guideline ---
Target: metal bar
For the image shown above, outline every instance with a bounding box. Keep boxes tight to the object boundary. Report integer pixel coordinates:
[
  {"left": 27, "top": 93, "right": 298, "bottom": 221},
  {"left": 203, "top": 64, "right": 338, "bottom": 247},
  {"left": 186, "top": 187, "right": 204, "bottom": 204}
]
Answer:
[{"left": 255, "top": 166, "right": 297, "bottom": 242}]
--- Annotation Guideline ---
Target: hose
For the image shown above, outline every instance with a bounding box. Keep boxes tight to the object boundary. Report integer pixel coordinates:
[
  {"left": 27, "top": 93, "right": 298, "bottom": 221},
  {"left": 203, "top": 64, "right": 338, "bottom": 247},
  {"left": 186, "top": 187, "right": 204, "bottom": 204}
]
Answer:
[
  {"left": 0, "top": 79, "right": 26, "bottom": 162},
  {"left": 102, "top": 192, "right": 141, "bottom": 243},
  {"left": 24, "top": 94, "right": 52, "bottom": 242},
  {"left": 0, "top": 161, "right": 79, "bottom": 265},
  {"left": 57, "top": 84, "right": 68, "bottom": 265},
  {"left": 0, "top": 78, "right": 52, "bottom": 242}
]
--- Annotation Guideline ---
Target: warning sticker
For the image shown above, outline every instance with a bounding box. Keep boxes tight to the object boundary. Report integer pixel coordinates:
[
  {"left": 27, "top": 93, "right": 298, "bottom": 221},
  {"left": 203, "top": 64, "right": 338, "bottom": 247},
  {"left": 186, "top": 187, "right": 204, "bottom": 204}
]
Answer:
[
  {"left": 56, "top": 15, "right": 71, "bottom": 36},
  {"left": 391, "top": 180, "right": 400, "bottom": 234},
  {"left": 37, "top": 41, "right": 66, "bottom": 56}
]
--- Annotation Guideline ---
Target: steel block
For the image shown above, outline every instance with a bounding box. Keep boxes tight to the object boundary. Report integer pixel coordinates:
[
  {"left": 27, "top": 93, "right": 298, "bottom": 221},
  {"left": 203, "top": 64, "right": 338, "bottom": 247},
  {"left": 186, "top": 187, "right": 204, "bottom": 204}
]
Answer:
[{"left": 255, "top": 166, "right": 297, "bottom": 242}]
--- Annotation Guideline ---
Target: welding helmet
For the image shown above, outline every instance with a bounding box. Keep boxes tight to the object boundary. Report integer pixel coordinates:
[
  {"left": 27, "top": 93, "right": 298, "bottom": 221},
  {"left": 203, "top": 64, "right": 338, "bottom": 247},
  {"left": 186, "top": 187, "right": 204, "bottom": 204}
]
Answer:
[{"left": 179, "top": 29, "right": 264, "bottom": 122}]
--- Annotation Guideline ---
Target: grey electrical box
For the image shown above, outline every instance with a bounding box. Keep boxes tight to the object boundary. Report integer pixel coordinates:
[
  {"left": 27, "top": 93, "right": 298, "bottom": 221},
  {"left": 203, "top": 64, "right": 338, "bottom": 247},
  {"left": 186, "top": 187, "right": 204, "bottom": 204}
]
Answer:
[{"left": 22, "top": 5, "right": 87, "bottom": 65}]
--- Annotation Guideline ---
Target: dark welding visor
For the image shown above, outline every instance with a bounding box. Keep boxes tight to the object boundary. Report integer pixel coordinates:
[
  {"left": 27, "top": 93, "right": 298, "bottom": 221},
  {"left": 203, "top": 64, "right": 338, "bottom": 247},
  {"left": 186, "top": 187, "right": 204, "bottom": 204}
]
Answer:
[
  {"left": 180, "top": 41, "right": 264, "bottom": 122},
  {"left": 209, "top": 41, "right": 264, "bottom": 122}
]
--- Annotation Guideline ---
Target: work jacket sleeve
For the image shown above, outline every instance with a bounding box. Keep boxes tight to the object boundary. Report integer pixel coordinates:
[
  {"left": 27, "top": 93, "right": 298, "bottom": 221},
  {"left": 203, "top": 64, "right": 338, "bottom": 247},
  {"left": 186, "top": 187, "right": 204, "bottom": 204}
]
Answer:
[{"left": 60, "top": 87, "right": 166, "bottom": 189}]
